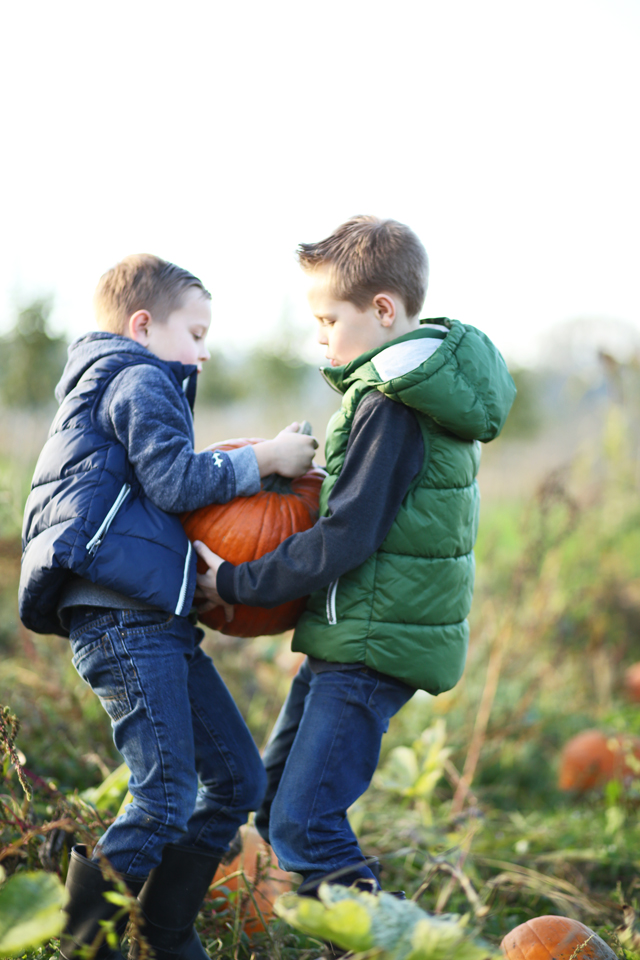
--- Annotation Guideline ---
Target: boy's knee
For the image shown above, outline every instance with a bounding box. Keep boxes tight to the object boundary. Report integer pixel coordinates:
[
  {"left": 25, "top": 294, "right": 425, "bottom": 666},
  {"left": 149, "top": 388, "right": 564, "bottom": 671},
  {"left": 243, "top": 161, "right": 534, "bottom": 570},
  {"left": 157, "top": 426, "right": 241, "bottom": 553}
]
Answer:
[
  {"left": 268, "top": 794, "right": 306, "bottom": 855},
  {"left": 200, "top": 754, "right": 266, "bottom": 813},
  {"left": 233, "top": 740, "right": 267, "bottom": 811},
  {"left": 129, "top": 769, "right": 199, "bottom": 831},
  {"left": 243, "top": 760, "right": 267, "bottom": 812}
]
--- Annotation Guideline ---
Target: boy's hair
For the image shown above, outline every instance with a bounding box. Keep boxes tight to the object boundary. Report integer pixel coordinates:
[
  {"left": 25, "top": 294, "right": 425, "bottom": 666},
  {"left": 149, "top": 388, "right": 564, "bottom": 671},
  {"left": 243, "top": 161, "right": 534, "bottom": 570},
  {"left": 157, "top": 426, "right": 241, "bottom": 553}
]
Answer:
[
  {"left": 297, "top": 215, "right": 428, "bottom": 318},
  {"left": 94, "top": 254, "right": 211, "bottom": 334}
]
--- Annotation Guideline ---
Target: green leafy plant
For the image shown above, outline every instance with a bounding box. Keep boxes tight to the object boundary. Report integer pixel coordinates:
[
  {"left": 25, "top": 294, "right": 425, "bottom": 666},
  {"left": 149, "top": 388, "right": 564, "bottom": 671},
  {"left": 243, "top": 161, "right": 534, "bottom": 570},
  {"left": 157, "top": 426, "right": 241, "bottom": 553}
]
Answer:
[
  {"left": 0, "top": 866, "right": 67, "bottom": 957},
  {"left": 276, "top": 884, "right": 497, "bottom": 960},
  {"left": 80, "top": 761, "right": 130, "bottom": 814},
  {"left": 0, "top": 710, "right": 68, "bottom": 957},
  {"left": 375, "top": 720, "right": 451, "bottom": 824}
]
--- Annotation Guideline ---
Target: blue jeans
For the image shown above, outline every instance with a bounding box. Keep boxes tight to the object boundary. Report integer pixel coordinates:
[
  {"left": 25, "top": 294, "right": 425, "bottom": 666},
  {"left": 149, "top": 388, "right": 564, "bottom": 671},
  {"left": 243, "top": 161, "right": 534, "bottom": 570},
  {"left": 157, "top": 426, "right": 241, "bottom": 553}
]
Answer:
[
  {"left": 69, "top": 608, "right": 266, "bottom": 879},
  {"left": 254, "top": 659, "right": 413, "bottom": 888}
]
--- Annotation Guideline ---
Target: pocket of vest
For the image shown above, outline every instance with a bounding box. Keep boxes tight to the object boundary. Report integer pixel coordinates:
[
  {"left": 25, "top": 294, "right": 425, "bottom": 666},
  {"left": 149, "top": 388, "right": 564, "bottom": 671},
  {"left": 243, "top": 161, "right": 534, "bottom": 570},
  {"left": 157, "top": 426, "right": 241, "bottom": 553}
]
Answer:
[
  {"left": 326, "top": 578, "right": 339, "bottom": 625},
  {"left": 86, "top": 483, "right": 131, "bottom": 557}
]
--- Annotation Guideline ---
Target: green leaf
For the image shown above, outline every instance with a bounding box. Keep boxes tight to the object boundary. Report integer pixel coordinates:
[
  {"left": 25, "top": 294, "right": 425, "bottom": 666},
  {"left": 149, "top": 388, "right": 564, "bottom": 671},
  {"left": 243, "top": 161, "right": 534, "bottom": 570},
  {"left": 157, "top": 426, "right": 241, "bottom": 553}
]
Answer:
[
  {"left": 276, "top": 886, "right": 498, "bottom": 960},
  {"left": 81, "top": 762, "right": 130, "bottom": 812},
  {"left": 0, "top": 871, "right": 67, "bottom": 957},
  {"left": 275, "top": 890, "right": 375, "bottom": 952},
  {"left": 102, "top": 891, "right": 130, "bottom": 907},
  {"left": 377, "top": 746, "right": 419, "bottom": 794},
  {"left": 405, "top": 916, "right": 482, "bottom": 960}
]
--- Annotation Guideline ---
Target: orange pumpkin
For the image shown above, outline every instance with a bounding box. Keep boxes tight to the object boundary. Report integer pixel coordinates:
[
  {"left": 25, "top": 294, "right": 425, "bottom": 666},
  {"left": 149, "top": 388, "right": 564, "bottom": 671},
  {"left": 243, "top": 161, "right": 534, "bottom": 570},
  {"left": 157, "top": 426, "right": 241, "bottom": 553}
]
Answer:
[
  {"left": 501, "top": 915, "right": 617, "bottom": 960},
  {"left": 623, "top": 662, "right": 640, "bottom": 702},
  {"left": 558, "top": 729, "right": 640, "bottom": 792},
  {"left": 209, "top": 825, "right": 293, "bottom": 935},
  {"left": 182, "top": 439, "right": 325, "bottom": 637}
]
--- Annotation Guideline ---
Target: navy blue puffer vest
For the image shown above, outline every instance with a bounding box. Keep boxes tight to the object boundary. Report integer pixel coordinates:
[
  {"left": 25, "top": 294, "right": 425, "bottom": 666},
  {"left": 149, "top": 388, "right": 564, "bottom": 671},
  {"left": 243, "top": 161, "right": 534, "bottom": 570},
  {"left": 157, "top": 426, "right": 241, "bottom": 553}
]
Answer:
[{"left": 19, "top": 352, "right": 198, "bottom": 636}]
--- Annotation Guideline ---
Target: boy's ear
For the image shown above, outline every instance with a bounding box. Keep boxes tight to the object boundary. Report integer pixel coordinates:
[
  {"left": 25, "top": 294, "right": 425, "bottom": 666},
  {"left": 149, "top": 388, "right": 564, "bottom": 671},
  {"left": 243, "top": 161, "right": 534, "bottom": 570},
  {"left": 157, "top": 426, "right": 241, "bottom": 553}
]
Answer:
[
  {"left": 128, "top": 309, "right": 152, "bottom": 344},
  {"left": 372, "top": 293, "right": 397, "bottom": 328}
]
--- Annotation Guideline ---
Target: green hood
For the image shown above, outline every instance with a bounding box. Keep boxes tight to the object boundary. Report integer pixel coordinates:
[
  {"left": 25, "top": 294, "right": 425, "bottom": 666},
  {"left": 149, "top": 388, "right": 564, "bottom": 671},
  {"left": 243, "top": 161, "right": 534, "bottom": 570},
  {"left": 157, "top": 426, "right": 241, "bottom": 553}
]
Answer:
[{"left": 321, "top": 319, "right": 515, "bottom": 443}]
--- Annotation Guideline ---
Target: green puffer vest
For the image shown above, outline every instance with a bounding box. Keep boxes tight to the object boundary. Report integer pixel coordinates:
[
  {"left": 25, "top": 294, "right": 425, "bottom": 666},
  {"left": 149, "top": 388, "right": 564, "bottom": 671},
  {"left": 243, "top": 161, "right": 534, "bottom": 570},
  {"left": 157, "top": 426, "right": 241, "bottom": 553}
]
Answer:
[{"left": 292, "top": 319, "right": 516, "bottom": 694}]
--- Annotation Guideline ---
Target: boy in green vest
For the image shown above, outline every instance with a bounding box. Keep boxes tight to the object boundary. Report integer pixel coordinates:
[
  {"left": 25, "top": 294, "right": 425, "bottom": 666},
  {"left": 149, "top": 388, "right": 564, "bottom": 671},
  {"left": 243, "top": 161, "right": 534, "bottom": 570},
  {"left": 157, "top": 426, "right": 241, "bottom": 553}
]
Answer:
[{"left": 195, "top": 215, "right": 516, "bottom": 894}]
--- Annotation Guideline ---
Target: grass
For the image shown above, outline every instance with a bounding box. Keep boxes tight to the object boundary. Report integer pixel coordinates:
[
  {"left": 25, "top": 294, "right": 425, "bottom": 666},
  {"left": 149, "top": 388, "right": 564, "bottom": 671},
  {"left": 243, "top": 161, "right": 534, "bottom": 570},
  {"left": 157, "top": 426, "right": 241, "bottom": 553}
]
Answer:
[{"left": 1, "top": 389, "right": 640, "bottom": 957}]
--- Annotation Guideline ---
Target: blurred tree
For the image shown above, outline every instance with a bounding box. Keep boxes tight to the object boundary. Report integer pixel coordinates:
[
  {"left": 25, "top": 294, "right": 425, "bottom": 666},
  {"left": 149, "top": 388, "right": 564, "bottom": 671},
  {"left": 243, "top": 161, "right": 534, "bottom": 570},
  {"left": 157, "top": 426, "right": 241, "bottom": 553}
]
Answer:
[
  {"left": 196, "top": 304, "right": 317, "bottom": 407},
  {"left": 244, "top": 301, "right": 317, "bottom": 402},
  {"left": 244, "top": 349, "right": 314, "bottom": 399},
  {"left": 0, "top": 299, "right": 68, "bottom": 407},
  {"left": 196, "top": 349, "right": 249, "bottom": 406},
  {"left": 196, "top": 348, "right": 316, "bottom": 406},
  {"left": 500, "top": 368, "right": 544, "bottom": 438}
]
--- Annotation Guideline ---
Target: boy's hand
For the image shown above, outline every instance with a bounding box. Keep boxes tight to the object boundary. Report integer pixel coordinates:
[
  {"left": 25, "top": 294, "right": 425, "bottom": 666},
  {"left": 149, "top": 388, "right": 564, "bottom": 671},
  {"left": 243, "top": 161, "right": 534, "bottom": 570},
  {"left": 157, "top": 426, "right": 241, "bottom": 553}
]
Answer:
[
  {"left": 254, "top": 422, "right": 319, "bottom": 479},
  {"left": 193, "top": 540, "right": 235, "bottom": 623}
]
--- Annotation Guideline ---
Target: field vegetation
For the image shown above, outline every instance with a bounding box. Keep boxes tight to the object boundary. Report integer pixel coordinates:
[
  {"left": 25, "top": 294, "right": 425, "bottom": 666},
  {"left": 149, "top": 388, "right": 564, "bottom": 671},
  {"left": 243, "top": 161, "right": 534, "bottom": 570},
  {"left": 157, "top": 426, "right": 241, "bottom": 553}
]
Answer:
[{"left": 1, "top": 306, "right": 640, "bottom": 958}]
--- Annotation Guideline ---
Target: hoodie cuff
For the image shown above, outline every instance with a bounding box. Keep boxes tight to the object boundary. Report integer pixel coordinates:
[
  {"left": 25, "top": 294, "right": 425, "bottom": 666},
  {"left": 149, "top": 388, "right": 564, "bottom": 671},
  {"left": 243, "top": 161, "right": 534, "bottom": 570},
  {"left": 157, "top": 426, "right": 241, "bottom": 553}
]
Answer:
[
  {"left": 226, "top": 445, "right": 261, "bottom": 497},
  {"left": 217, "top": 562, "right": 239, "bottom": 605}
]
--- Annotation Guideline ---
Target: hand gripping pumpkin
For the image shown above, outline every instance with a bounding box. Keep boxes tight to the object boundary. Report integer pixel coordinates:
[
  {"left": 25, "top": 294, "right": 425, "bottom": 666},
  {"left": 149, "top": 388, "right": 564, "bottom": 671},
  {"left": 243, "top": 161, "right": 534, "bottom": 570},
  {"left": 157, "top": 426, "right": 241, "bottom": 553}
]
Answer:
[
  {"left": 182, "top": 438, "right": 325, "bottom": 637},
  {"left": 501, "top": 915, "right": 617, "bottom": 960}
]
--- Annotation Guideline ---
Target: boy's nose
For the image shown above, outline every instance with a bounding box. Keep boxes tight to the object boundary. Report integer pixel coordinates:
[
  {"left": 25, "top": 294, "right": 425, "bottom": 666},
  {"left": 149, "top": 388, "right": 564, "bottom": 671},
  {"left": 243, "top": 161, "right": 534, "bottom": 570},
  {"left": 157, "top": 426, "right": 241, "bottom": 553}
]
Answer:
[{"left": 201, "top": 343, "right": 211, "bottom": 362}]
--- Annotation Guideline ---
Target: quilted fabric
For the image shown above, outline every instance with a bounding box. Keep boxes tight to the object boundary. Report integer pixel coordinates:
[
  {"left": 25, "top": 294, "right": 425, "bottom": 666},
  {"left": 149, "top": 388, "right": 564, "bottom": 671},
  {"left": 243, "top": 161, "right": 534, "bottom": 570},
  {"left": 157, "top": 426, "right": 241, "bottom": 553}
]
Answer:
[
  {"left": 292, "top": 320, "right": 516, "bottom": 694},
  {"left": 19, "top": 351, "right": 198, "bottom": 636}
]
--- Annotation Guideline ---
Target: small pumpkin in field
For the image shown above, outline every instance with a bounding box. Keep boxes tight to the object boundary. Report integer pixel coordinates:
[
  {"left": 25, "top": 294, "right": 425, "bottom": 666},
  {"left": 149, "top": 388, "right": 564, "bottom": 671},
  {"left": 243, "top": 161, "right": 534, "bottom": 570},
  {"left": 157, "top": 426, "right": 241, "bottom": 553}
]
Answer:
[
  {"left": 182, "top": 438, "right": 325, "bottom": 638},
  {"left": 209, "top": 825, "right": 292, "bottom": 935},
  {"left": 623, "top": 662, "right": 640, "bottom": 702},
  {"left": 501, "top": 915, "right": 616, "bottom": 960},
  {"left": 558, "top": 729, "right": 640, "bottom": 792}
]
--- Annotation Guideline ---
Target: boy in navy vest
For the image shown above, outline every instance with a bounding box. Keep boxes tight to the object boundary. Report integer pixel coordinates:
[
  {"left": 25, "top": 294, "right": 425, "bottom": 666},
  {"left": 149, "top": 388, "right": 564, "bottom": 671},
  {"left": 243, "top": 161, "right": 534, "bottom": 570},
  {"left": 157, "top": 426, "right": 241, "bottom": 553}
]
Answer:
[
  {"left": 19, "top": 254, "right": 318, "bottom": 960},
  {"left": 194, "top": 217, "right": 516, "bottom": 900}
]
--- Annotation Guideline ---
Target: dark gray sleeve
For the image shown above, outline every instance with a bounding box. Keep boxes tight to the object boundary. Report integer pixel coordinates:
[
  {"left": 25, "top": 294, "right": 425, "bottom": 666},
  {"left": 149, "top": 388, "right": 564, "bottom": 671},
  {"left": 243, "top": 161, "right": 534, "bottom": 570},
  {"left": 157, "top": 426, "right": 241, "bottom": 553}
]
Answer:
[
  {"left": 217, "top": 391, "right": 424, "bottom": 607},
  {"left": 98, "top": 365, "right": 260, "bottom": 512}
]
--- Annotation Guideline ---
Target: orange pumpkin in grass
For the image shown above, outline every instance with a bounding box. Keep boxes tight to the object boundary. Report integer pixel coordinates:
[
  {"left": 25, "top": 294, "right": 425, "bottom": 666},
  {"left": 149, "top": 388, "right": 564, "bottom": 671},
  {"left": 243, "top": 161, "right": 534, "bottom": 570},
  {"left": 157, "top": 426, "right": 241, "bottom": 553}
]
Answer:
[
  {"left": 501, "top": 915, "right": 617, "bottom": 960},
  {"left": 558, "top": 729, "right": 640, "bottom": 792},
  {"left": 182, "top": 438, "right": 325, "bottom": 638},
  {"left": 623, "top": 662, "right": 640, "bottom": 702},
  {"left": 209, "top": 825, "right": 293, "bottom": 935}
]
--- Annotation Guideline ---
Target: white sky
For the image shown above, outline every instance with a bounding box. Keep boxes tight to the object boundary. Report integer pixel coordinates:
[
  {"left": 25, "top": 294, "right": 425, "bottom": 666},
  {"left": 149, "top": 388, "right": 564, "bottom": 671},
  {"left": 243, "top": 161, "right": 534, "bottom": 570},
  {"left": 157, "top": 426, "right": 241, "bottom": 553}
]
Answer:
[{"left": 1, "top": 0, "right": 639, "bottom": 366}]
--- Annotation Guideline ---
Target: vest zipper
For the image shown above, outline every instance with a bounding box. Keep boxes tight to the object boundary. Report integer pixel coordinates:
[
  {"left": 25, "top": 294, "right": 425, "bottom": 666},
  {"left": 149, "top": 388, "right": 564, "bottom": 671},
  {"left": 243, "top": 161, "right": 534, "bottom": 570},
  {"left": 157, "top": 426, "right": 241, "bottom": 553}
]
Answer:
[
  {"left": 175, "top": 540, "right": 193, "bottom": 615},
  {"left": 326, "top": 579, "right": 339, "bottom": 625},
  {"left": 86, "top": 483, "right": 131, "bottom": 556}
]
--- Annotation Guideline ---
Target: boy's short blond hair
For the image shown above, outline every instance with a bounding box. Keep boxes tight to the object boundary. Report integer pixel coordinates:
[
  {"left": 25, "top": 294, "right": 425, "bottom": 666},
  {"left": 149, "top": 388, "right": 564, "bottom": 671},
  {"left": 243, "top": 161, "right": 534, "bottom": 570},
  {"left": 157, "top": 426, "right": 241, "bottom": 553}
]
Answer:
[
  {"left": 297, "top": 216, "right": 428, "bottom": 318},
  {"left": 94, "top": 254, "right": 211, "bottom": 334}
]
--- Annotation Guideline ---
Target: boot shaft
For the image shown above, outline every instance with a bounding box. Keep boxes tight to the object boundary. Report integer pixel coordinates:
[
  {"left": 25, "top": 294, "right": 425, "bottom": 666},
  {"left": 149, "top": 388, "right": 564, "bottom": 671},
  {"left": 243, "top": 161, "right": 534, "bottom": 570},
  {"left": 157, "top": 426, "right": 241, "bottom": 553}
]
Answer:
[
  {"left": 130, "top": 843, "right": 221, "bottom": 960},
  {"left": 60, "top": 845, "right": 144, "bottom": 960},
  {"left": 137, "top": 843, "right": 220, "bottom": 929}
]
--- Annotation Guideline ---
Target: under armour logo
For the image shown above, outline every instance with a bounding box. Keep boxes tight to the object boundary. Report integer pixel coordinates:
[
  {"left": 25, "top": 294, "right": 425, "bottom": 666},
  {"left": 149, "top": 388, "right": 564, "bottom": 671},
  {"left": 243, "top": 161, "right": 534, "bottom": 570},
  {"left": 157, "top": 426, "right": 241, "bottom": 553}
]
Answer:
[{"left": 213, "top": 452, "right": 224, "bottom": 468}]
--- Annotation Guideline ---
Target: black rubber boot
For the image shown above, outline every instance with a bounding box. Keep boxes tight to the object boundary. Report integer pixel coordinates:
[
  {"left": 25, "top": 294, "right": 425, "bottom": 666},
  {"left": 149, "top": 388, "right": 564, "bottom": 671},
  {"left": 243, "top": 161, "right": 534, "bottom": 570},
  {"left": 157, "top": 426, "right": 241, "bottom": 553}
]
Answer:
[
  {"left": 129, "top": 843, "right": 220, "bottom": 960},
  {"left": 59, "top": 844, "right": 145, "bottom": 960}
]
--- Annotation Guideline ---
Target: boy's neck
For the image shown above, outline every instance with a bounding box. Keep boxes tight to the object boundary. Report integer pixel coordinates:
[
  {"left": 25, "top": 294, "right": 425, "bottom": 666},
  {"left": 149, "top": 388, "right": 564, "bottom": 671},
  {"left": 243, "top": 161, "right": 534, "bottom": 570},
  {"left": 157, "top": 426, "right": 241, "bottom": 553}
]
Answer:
[{"left": 384, "top": 314, "right": 420, "bottom": 344}]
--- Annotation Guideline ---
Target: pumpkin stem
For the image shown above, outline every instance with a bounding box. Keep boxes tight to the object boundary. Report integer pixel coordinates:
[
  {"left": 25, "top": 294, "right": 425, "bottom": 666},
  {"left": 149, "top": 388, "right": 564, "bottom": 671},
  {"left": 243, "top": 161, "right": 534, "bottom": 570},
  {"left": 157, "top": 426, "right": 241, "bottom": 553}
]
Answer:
[
  {"left": 261, "top": 473, "right": 294, "bottom": 494},
  {"left": 260, "top": 422, "right": 312, "bottom": 494}
]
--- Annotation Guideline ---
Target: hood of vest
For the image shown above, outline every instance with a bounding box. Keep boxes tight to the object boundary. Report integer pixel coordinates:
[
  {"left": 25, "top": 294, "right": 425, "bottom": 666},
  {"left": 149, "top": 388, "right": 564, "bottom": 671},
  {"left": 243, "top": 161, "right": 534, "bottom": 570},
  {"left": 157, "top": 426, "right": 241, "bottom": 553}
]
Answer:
[
  {"left": 56, "top": 332, "right": 198, "bottom": 410},
  {"left": 320, "top": 318, "right": 516, "bottom": 443}
]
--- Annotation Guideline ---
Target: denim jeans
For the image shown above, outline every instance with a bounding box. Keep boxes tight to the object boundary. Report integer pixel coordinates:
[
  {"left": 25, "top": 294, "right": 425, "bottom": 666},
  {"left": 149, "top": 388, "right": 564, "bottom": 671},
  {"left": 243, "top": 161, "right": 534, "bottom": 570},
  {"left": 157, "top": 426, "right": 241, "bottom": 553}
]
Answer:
[
  {"left": 69, "top": 607, "right": 266, "bottom": 879},
  {"left": 254, "top": 658, "right": 413, "bottom": 888}
]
